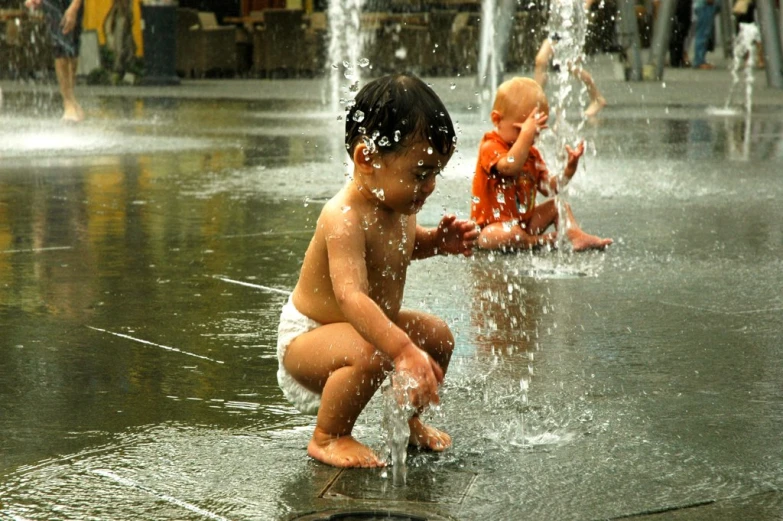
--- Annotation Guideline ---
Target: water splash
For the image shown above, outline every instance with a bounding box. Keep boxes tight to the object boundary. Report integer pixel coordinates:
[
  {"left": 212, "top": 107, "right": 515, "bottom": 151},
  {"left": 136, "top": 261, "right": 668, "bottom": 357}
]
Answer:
[
  {"left": 381, "top": 372, "right": 416, "bottom": 485},
  {"left": 724, "top": 23, "right": 761, "bottom": 114},
  {"left": 476, "top": 0, "right": 516, "bottom": 96},
  {"left": 546, "top": 0, "right": 588, "bottom": 252},
  {"left": 328, "top": 0, "right": 365, "bottom": 114}
]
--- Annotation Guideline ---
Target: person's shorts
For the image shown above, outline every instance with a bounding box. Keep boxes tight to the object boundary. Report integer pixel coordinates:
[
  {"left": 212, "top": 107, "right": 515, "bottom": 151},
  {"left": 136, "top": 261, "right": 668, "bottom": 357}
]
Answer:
[
  {"left": 42, "top": 0, "right": 83, "bottom": 58},
  {"left": 277, "top": 297, "right": 322, "bottom": 415}
]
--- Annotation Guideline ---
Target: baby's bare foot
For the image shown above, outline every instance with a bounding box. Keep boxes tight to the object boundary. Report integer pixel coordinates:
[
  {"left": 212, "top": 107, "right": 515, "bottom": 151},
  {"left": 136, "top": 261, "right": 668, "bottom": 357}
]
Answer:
[
  {"left": 408, "top": 416, "right": 451, "bottom": 451},
  {"left": 308, "top": 430, "right": 385, "bottom": 468},
  {"left": 568, "top": 229, "right": 613, "bottom": 252},
  {"left": 585, "top": 96, "right": 607, "bottom": 117}
]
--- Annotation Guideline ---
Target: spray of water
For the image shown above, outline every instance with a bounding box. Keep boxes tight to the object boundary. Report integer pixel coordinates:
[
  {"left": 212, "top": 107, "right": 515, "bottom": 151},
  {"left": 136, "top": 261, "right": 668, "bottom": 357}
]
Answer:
[
  {"left": 381, "top": 371, "right": 417, "bottom": 485},
  {"left": 476, "top": 0, "right": 516, "bottom": 97},
  {"left": 725, "top": 22, "right": 761, "bottom": 114},
  {"left": 546, "top": 0, "right": 589, "bottom": 252}
]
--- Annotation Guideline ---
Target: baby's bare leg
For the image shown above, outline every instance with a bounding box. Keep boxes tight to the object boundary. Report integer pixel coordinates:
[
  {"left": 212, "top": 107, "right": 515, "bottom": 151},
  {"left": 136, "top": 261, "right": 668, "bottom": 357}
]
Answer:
[
  {"left": 397, "top": 310, "right": 454, "bottom": 451},
  {"left": 478, "top": 222, "right": 551, "bottom": 250},
  {"left": 284, "top": 323, "right": 392, "bottom": 468},
  {"left": 530, "top": 200, "right": 612, "bottom": 251}
]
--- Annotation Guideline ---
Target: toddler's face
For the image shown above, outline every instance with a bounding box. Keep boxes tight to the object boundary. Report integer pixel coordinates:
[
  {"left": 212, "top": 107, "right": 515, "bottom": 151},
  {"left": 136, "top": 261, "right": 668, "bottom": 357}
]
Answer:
[{"left": 370, "top": 138, "right": 452, "bottom": 215}]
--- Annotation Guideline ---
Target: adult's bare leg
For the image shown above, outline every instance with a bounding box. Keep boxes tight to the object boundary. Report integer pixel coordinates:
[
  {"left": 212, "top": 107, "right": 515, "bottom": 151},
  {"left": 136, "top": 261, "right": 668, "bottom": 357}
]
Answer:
[
  {"left": 55, "top": 57, "right": 83, "bottom": 121},
  {"left": 534, "top": 39, "right": 554, "bottom": 89}
]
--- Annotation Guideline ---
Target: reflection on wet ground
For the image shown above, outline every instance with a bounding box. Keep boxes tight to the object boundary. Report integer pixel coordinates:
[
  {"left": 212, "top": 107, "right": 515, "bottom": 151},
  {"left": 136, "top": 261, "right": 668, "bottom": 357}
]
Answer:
[{"left": 1, "top": 89, "right": 782, "bottom": 520}]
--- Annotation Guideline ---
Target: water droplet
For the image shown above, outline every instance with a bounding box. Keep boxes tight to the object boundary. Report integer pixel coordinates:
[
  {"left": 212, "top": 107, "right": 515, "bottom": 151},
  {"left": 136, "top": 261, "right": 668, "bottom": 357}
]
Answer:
[
  {"left": 507, "top": 155, "right": 515, "bottom": 163},
  {"left": 358, "top": 57, "right": 370, "bottom": 67},
  {"left": 426, "top": 147, "right": 433, "bottom": 155},
  {"left": 352, "top": 110, "right": 365, "bottom": 122},
  {"left": 341, "top": 205, "right": 351, "bottom": 213},
  {"left": 450, "top": 83, "right": 456, "bottom": 90},
  {"left": 472, "top": 195, "right": 480, "bottom": 204},
  {"left": 492, "top": 208, "right": 501, "bottom": 219},
  {"left": 394, "top": 130, "right": 401, "bottom": 142},
  {"left": 417, "top": 160, "right": 424, "bottom": 166},
  {"left": 303, "top": 197, "right": 310, "bottom": 207},
  {"left": 496, "top": 193, "right": 505, "bottom": 204},
  {"left": 378, "top": 136, "right": 390, "bottom": 147}
]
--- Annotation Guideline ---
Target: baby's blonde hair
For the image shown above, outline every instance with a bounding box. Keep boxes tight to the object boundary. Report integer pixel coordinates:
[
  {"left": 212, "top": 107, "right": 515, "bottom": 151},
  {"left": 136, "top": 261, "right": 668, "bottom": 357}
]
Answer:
[{"left": 493, "top": 77, "right": 549, "bottom": 121}]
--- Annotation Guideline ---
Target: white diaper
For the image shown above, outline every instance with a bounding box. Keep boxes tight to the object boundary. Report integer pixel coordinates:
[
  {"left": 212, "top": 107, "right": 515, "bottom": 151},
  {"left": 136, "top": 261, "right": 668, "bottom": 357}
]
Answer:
[{"left": 276, "top": 297, "right": 322, "bottom": 415}]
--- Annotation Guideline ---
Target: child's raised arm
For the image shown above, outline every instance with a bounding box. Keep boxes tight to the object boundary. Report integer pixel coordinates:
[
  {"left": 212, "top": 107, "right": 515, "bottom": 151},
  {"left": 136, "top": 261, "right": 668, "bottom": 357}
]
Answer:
[
  {"left": 413, "top": 214, "right": 479, "bottom": 259},
  {"left": 541, "top": 140, "right": 585, "bottom": 195},
  {"left": 494, "top": 110, "right": 548, "bottom": 178}
]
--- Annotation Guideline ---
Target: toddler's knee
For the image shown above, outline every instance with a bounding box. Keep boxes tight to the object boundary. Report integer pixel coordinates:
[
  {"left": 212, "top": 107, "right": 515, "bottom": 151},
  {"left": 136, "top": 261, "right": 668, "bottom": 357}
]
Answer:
[
  {"left": 355, "top": 341, "right": 393, "bottom": 378},
  {"left": 432, "top": 317, "right": 456, "bottom": 356}
]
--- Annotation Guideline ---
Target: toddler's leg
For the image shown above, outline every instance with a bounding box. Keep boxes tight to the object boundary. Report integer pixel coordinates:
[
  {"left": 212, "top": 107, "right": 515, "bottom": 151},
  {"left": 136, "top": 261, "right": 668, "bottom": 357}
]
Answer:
[
  {"left": 284, "top": 323, "right": 393, "bottom": 468},
  {"left": 397, "top": 310, "right": 454, "bottom": 451},
  {"left": 530, "top": 200, "right": 612, "bottom": 251}
]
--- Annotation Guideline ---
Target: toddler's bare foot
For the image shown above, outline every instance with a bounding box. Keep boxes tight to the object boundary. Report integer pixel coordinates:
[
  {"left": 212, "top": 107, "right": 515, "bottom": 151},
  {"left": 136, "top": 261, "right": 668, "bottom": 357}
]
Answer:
[
  {"left": 584, "top": 96, "right": 607, "bottom": 117},
  {"left": 62, "top": 103, "right": 84, "bottom": 123},
  {"left": 568, "top": 229, "right": 613, "bottom": 252},
  {"left": 308, "top": 428, "right": 385, "bottom": 468},
  {"left": 408, "top": 416, "right": 451, "bottom": 451}
]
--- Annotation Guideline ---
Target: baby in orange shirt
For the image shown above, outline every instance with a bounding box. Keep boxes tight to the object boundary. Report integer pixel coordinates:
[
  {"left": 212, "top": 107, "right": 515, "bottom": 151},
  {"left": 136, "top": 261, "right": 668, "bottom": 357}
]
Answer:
[{"left": 470, "top": 77, "right": 612, "bottom": 252}]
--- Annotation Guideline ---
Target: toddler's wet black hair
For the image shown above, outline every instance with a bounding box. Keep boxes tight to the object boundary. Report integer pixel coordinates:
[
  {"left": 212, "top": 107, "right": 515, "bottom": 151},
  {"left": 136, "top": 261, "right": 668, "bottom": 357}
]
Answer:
[{"left": 345, "top": 73, "right": 456, "bottom": 158}]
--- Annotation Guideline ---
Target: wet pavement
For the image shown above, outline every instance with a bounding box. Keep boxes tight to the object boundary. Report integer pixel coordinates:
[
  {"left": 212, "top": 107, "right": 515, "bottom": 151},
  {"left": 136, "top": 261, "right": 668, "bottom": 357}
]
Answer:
[{"left": 1, "top": 55, "right": 783, "bottom": 520}]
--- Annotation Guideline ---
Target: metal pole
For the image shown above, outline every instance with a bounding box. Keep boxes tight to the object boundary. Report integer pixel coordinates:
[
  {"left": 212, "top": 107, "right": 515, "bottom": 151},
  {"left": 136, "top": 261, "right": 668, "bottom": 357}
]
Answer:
[
  {"left": 619, "top": 0, "right": 643, "bottom": 80},
  {"left": 649, "top": 0, "right": 676, "bottom": 80},
  {"left": 718, "top": 0, "right": 733, "bottom": 57},
  {"left": 757, "top": 0, "right": 783, "bottom": 88}
]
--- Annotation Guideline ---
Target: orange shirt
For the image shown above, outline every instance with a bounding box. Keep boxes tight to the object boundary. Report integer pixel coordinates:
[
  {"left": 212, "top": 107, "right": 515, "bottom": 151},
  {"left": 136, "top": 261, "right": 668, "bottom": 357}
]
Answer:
[{"left": 470, "top": 131, "right": 549, "bottom": 228}]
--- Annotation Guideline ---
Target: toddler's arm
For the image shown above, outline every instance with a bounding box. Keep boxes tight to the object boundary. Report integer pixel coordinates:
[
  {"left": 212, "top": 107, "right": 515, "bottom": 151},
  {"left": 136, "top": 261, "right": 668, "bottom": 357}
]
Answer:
[
  {"left": 543, "top": 141, "right": 585, "bottom": 194},
  {"left": 323, "top": 207, "right": 442, "bottom": 407},
  {"left": 413, "top": 215, "right": 478, "bottom": 259},
  {"left": 494, "top": 111, "right": 548, "bottom": 178}
]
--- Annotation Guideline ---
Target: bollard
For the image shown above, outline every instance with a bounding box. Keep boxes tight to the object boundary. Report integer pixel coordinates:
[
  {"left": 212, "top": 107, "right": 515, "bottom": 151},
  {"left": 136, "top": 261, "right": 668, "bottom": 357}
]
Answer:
[
  {"left": 757, "top": 0, "right": 783, "bottom": 88},
  {"left": 140, "top": 0, "right": 180, "bottom": 86}
]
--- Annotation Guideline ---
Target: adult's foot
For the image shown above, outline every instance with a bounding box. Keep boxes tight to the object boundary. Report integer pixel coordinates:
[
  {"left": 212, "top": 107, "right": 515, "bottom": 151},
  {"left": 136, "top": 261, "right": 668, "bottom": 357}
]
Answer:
[
  {"left": 568, "top": 229, "right": 613, "bottom": 252},
  {"left": 408, "top": 416, "right": 451, "bottom": 451},
  {"left": 62, "top": 101, "right": 85, "bottom": 122},
  {"left": 585, "top": 96, "right": 607, "bottom": 117},
  {"left": 308, "top": 429, "right": 385, "bottom": 468}
]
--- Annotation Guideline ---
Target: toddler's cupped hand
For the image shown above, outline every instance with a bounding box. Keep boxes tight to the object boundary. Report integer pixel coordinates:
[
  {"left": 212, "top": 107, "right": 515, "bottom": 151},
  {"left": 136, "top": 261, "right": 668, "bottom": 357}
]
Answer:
[
  {"left": 437, "top": 214, "right": 479, "bottom": 257},
  {"left": 394, "top": 344, "right": 443, "bottom": 410}
]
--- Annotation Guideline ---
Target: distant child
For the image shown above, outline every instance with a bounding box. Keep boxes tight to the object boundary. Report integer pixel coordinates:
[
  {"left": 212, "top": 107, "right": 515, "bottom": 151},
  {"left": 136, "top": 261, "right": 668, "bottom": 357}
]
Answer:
[
  {"left": 277, "top": 74, "right": 479, "bottom": 468},
  {"left": 471, "top": 77, "right": 612, "bottom": 252}
]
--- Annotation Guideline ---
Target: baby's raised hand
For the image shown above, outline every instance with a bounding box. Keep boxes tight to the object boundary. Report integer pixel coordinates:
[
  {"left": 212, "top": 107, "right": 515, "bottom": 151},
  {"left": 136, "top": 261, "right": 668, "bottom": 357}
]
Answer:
[
  {"left": 515, "top": 110, "right": 548, "bottom": 137},
  {"left": 436, "top": 214, "right": 479, "bottom": 256},
  {"left": 565, "top": 141, "right": 585, "bottom": 169}
]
